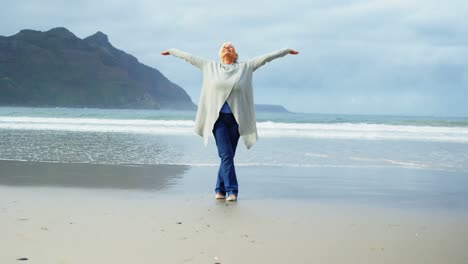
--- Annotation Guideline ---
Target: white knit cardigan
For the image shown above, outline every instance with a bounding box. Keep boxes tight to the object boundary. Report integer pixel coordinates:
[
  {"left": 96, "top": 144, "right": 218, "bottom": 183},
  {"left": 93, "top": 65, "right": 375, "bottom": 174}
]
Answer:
[{"left": 168, "top": 48, "right": 291, "bottom": 149}]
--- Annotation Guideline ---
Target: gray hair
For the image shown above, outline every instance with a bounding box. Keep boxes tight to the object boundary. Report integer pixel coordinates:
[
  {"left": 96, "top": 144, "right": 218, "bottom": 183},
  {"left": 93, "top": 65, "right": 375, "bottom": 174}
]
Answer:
[{"left": 219, "top": 41, "right": 238, "bottom": 62}]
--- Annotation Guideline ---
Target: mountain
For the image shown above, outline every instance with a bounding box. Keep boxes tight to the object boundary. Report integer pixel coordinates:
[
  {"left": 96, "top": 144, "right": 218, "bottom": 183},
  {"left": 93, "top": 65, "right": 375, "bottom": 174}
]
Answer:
[
  {"left": 255, "top": 104, "right": 290, "bottom": 113},
  {"left": 0, "top": 27, "right": 196, "bottom": 110}
]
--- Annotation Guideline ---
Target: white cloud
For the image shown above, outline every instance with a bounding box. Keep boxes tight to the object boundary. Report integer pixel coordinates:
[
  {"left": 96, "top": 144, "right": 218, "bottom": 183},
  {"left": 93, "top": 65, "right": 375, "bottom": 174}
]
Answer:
[{"left": 1, "top": 0, "right": 467, "bottom": 115}]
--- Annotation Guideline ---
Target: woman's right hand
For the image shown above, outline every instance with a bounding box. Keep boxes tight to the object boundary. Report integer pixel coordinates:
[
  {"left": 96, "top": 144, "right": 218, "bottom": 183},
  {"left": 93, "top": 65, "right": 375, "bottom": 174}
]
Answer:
[
  {"left": 161, "top": 51, "right": 170, "bottom": 56},
  {"left": 289, "top": 50, "right": 299, "bottom": 55}
]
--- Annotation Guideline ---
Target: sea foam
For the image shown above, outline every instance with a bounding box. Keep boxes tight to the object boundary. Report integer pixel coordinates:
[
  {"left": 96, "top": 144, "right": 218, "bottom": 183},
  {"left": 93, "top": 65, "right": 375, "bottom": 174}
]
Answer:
[{"left": 1, "top": 116, "right": 468, "bottom": 142}]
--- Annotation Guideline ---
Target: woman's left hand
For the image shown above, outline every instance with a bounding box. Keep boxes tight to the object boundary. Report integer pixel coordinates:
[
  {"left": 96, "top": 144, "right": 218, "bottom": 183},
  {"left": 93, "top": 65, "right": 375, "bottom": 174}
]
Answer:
[{"left": 289, "top": 50, "right": 299, "bottom": 55}]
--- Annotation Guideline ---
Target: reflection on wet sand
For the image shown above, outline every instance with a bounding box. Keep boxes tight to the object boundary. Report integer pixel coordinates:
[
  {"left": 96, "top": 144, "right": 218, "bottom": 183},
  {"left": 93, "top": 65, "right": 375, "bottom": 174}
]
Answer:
[{"left": 0, "top": 160, "right": 188, "bottom": 190}]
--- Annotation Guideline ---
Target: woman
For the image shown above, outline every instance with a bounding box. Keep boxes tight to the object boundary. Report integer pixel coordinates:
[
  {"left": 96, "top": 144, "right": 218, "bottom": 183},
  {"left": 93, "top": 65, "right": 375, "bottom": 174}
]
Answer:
[{"left": 162, "top": 42, "right": 299, "bottom": 201}]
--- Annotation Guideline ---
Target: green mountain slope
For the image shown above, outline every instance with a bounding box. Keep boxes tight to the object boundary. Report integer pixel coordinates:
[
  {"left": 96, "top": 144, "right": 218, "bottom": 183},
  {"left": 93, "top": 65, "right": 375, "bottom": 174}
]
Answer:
[{"left": 0, "top": 27, "right": 196, "bottom": 110}]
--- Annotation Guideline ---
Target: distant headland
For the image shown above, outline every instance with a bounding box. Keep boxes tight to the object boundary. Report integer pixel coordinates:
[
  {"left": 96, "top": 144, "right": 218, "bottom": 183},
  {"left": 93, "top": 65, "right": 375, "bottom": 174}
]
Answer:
[
  {"left": 0, "top": 27, "right": 196, "bottom": 110},
  {"left": 255, "top": 104, "right": 290, "bottom": 113}
]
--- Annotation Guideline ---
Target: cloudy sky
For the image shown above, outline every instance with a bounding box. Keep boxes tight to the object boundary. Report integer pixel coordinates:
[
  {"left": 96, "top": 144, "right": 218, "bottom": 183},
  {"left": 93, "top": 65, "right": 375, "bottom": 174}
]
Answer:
[{"left": 2, "top": 0, "right": 467, "bottom": 116}]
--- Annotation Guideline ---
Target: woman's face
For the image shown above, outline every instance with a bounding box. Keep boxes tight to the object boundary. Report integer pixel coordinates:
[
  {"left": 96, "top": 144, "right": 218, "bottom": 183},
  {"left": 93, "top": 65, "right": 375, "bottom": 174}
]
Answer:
[{"left": 221, "top": 44, "right": 237, "bottom": 60}]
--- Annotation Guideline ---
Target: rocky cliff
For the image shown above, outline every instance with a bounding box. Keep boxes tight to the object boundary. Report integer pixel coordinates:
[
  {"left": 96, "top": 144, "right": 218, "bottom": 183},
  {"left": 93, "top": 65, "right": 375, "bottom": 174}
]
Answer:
[{"left": 0, "top": 27, "right": 196, "bottom": 110}]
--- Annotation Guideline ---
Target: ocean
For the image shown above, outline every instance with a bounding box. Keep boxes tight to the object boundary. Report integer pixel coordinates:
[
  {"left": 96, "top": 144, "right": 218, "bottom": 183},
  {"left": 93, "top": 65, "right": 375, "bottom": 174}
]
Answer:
[{"left": 1, "top": 106, "right": 468, "bottom": 173}]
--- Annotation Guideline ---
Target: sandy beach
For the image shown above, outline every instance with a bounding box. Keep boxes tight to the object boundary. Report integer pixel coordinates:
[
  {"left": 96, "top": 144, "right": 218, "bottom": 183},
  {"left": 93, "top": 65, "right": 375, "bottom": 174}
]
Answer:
[{"left": 1, "top": 160, "right": 468, "bottom": 264}]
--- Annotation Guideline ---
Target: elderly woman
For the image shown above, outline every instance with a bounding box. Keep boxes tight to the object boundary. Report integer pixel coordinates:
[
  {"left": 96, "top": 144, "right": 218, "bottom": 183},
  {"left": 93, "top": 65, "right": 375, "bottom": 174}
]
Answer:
[{"left": 162, "top": 43, "right": 298, "bottom": 201}]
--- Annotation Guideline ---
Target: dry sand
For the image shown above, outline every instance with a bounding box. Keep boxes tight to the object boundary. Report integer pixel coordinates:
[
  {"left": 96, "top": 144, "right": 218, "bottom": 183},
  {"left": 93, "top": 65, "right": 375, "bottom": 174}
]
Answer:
[{"left": 1, "top": 185, "right": 468, "bottom": 264}]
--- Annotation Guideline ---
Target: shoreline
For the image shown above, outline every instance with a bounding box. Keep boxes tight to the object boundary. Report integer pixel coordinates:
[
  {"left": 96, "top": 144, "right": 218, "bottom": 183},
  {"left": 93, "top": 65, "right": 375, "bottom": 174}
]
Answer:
[
  {"left": 1, "top": 159, "right": 468, "bottom": 213},
  {"left": 2, "top": 160, "right": 468, "bottom": 263},
  {"left": 0, "top": 160, "right": 189, "bottom": 190}
]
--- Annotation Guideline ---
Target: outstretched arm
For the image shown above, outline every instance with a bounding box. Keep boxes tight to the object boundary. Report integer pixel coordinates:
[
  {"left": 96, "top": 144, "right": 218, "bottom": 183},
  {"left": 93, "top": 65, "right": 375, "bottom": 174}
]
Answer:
[
  {"left": 249, "top": 48, "right": 299, "bottom": 71},
  {"left": 161, "top": 49, "right": 209, "bottom": 70}
]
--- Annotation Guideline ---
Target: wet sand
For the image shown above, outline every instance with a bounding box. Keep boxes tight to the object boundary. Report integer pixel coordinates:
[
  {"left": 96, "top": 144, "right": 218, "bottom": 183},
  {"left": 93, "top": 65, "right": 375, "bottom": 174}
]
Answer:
[
  {"left": 1, "top": 160, "right": 468, "bottom": 263},
  {"left": 0, "top": 160, "right": 189, "bottom": 190}
]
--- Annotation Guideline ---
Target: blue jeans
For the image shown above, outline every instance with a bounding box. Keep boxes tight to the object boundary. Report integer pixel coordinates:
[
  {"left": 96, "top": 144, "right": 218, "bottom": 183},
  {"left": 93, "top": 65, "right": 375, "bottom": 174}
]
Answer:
[{"left": 212, "top": 113, "right": 240, "bottom": 196}]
